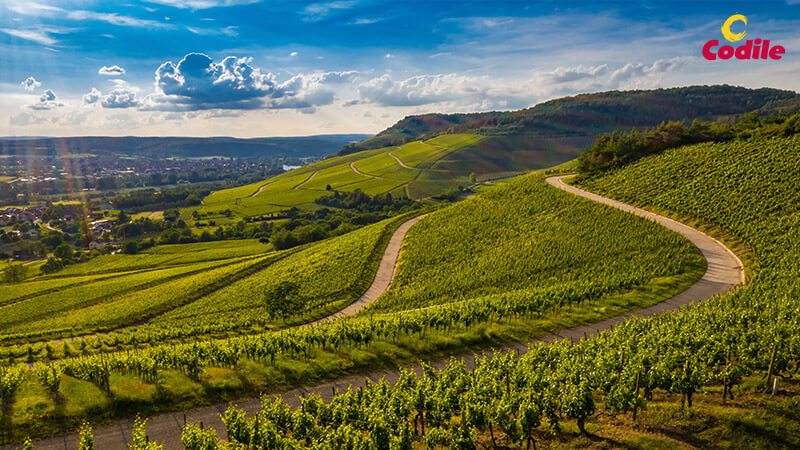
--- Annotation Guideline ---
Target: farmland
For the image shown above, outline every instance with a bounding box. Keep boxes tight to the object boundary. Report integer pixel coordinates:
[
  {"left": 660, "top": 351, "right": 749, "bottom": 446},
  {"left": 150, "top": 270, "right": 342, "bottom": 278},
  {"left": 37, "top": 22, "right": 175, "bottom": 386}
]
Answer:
[{"left": 197, "top": 134, "right": 494, "bottom": 219}]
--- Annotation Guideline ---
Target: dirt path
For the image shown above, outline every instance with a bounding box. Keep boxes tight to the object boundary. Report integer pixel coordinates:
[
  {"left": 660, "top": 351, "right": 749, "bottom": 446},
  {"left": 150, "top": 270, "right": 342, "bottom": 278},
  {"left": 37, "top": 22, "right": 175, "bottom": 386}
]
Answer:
[
  {"left": 387, "top": 151, "right": 413, "bottom": 169},
  {"left": 349, "top": 161, "right": 382, "bottom": 179},
  {"left": 9, "top": 177, "right": 744, "bottom": 450},
  {"left": 248, "top": 181, "right": 273, "bottom": 197},
  {"left": 293, "top": 171, "right": 318, "bottom": 190}
]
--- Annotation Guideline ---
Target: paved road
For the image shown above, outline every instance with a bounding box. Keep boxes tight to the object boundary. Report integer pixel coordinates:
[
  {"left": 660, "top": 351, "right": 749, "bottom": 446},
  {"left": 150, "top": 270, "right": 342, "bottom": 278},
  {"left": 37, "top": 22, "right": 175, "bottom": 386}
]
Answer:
[{"left": 7, "top": 175, "right": 744, "bottom": 450}]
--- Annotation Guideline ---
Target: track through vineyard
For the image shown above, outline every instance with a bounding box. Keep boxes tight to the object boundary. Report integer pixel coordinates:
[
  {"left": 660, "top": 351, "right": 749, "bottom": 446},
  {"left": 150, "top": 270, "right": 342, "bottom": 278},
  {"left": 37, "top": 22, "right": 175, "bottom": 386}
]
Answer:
[{"left": 11, "top": 176, "right": 744, "bottom": 450}]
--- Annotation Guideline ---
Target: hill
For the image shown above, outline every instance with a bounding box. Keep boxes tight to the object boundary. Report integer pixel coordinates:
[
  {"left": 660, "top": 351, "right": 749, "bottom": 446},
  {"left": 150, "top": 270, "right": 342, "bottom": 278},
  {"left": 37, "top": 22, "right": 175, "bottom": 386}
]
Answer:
[
  {"left": 0, "top": 134, "right": 371, "bottom": 160},
  {"left": 200, "top": 85, "right": 798, "bottom": 219},
  {"left": 342, "top": 85, "right": 799, "bottom": 153}
]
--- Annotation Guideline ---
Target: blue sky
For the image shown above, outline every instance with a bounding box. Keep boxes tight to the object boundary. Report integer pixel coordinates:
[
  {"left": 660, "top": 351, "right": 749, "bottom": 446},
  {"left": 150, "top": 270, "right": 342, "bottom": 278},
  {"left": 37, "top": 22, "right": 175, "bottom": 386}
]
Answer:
[{"left": 1, "top": 0, "right": 798, "bottom": 137}]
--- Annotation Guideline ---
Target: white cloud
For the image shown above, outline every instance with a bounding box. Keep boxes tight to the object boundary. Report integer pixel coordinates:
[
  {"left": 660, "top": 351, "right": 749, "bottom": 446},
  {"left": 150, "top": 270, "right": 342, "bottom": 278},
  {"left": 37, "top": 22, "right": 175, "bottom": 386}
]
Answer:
[
  {"left": 0, "top": 28, "right": 59, "bottom": 46},
  {"left": 146, "top": 52, "right": 357, "bottom": 111},
  {"left": 99, "top": 65, "right": 126, "bottom": 75},
  {"left": 83, "top": 88, "right": 102, "bottom": 104},
  {"left": 9, "top": 111, "right": 47, "bottom": 126},
  {"left": 357, "top": 73, "right": 487, "bottom": 107},
  {"left": 20, "top": 76, "right": 42, "bottom": 92},
  {"left": 302, "top": 1, "right": 356, "bottom": 22},
  {"left": 609, "top": 57, "right": 689, "bottom": 87},
  {"left": 546, "top": 64, "right": 609, "bottom": 84},
  {"left": 66, "top": 10, "right": 172, "bottom": 28},
  {"left": 29, "top": 89, "right": 63, "bottom": 110},
  {"left": 290, "top": 51, "right": 298, "bottom": 57},
  {"left": 143, "top": 0, "right": 262, "bottom": 8},
  {"left": 102, "top": 89, "right": 140, "bottom": 108}
]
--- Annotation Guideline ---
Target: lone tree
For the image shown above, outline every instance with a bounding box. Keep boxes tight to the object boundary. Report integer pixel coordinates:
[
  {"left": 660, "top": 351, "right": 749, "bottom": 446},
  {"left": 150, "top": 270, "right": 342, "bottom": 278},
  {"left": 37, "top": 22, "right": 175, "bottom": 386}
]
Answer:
[{"left": 264, "top": 281, "right": 305, "bottom": 323}]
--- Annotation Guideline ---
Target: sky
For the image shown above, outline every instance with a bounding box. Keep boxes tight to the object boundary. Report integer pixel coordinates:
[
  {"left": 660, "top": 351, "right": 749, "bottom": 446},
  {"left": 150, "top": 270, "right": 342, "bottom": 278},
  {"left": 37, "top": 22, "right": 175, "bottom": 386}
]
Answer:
[{"left": 0, "top": 0, "right": 798, "bottom": 137}]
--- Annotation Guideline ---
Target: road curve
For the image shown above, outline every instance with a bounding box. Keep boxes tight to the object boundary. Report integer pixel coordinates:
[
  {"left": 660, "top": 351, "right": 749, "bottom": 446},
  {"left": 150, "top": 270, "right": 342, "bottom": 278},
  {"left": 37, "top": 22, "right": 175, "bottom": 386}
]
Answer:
[
  {"left": 388, "top": 151, "right": 413, "bottom": 169},
  {"left": 349, "top": 161, "right": 382, "bottom": 179},
  {"left": 310, "top": 213, "right": 428, "bottom": 325},
  {"left": 9, "top": 177, "right": 744, "bottom": 450}
]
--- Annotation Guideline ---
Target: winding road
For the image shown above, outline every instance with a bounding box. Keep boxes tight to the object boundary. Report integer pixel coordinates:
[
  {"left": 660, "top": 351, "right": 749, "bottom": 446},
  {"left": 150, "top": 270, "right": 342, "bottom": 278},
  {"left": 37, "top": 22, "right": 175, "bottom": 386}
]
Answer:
[
  {"left": 6, "top": 175, "right": 744, "bottom": 450},
  {"left": 388, "top": 151, "right": 413, "bottom": 169},
  {"left": 349, "top": 161, "right": 383, "bottom": 179}
]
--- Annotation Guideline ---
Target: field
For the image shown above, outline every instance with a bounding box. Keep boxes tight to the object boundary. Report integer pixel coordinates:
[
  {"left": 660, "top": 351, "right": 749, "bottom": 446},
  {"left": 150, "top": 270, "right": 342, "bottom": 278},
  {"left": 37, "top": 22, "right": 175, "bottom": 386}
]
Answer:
[
  {"left": 0, "top": 168, "right": 705, "bottom": 443},
  {"left": 196, "top": 133, "right": 573, "bottom": 220},
  {"left": 162, "top": 133, "right": 800, "bottom": 449}
]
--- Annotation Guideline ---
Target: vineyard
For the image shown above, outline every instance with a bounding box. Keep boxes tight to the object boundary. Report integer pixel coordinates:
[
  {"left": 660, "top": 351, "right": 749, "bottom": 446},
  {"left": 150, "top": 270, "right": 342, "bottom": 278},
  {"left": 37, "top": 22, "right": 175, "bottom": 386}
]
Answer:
[
  {"left": 197, "top": 134, "right": 491, "bottom": 220},
  {"left": 0, "top": 167, "right": 708, "bottom": 444},
  {"left": 109, "top": 132, "right": 800, "bottom": 449},
  {"left": 368, "top": 175, "right": 702, "bottom": 313}
]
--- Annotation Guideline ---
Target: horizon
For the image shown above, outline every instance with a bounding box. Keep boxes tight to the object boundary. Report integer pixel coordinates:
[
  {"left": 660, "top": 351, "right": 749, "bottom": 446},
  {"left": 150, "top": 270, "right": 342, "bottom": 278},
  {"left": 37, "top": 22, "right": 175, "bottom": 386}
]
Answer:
[{"left": 1, "top": 1, "right": 799, "bottom": 138}]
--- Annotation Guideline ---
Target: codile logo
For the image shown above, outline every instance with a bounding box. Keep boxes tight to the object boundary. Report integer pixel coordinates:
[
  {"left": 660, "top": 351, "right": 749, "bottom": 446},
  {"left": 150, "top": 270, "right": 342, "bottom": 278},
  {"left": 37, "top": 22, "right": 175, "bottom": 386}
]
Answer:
[{"left": 703, "top": 14, "right": 786, "bottom": 60}]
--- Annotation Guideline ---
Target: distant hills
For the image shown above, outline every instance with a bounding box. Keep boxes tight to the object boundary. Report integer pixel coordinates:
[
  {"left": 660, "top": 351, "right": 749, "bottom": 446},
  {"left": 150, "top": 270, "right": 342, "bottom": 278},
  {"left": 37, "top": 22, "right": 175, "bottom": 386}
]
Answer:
[
  {"left": 0, "top": 134, "right": 372, "bottom": 159},
  {"left": 339, "top": 85, "right": 800, "bottom": 155}
]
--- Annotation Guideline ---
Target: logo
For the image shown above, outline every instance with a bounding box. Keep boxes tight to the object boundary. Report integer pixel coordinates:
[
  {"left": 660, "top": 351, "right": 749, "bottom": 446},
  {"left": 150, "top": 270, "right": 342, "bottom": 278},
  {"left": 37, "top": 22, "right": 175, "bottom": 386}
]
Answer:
[{"left": 703, "top": 14, "right": 785, "bottom": 60}]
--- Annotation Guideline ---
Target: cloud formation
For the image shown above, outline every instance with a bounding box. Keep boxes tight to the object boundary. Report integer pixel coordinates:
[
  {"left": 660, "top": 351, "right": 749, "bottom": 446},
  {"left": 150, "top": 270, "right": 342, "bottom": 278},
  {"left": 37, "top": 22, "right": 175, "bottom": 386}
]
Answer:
[
  {"left": 20, "top": 76, "right": 42, "bottom": 92},
  {"left": 102, "top": 88, "right": 140, "bottom": 108},
  {"left": 83, "top": 88, "right": 102, "bottom": 104},
  {"left": 147, "top": 53, "right": 356, "bottom": 111},
  {"left": 99, "top": 65, "right": 126, "bottom": 75},
  {"left": 143, "top": 0, "right": 262, "bottom": 8},
  {"left": 357, "top": 74, "right": 485, "bottom": 107},
  {"left": 0, "top": 28, "right": 59, "bottom": 46},
  {"left": 29, "top": 89, "right": 63, "bottom": 110}
]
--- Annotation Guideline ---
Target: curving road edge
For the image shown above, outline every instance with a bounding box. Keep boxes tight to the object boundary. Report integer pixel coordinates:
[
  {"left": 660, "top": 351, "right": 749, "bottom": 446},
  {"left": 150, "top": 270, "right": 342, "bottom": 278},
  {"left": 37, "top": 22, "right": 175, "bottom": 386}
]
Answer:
[
  {"left": 10, "top": 177, "right": 745, "bottom": 450},
  {"left": 309, "top": 213, "right": 428, "bottom": 325}
]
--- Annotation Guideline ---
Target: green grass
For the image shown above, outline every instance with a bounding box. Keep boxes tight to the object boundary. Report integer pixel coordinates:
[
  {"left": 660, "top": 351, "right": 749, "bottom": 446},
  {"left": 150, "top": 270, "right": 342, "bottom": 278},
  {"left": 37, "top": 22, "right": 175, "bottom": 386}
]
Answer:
[{"left": 196, "top": 134, "right": 483, "bottom": 218}]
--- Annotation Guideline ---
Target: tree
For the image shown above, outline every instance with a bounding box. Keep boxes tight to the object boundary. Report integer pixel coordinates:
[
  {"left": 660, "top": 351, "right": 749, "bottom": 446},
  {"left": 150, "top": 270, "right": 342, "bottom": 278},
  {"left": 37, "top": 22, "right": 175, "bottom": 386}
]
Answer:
[
  {"left": 123, "top": 241, "right": 139, "bottom": 255},
  {"left": 40, "top": 256, "right": 64, "bottom": 275},
  {"left": 54, "top": 243, "right": 75, "bottom": 262},
  {"left": 117, "top": 210, "right": 130, "bottom": 224},
  {"left": 264, "top": 281, "right": 305, "bottom": 323},
  {"left": 41, "top": 230, "right": 65, "bottom": 250},
  {"left": 2, "top": 263, "right": 28, "bottom": 283}
]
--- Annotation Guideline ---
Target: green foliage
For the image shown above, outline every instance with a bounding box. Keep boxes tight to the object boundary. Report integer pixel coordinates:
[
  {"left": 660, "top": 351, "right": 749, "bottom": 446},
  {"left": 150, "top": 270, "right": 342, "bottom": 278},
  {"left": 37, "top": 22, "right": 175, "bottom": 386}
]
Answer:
[
  {"left": 2, "top": 263, "right": 28, "bottom": 283},
  {"left": 53, "top": 243, "right": 75, "bottom": 262},
  {"left": 264, "top": 281, "right": 304, "bottom": 322},
  {"left": 77, "top": 422, "right": 94, "bottom": 450},
  {"left": 131, "top": 416, "right": 163, "bottom": 450},
  {"left": 371, "top": 175, "right": 698, "bottom": 312}
]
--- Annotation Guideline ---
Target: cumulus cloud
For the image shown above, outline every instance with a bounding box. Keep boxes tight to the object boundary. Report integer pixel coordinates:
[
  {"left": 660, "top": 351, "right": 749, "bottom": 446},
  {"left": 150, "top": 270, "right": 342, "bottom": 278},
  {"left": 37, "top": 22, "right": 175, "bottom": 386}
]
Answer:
[
  {"left": 357, "top": 74, "right": 486, "bottom": 107},
  {"left": 28, "top": 89, "right": 63, "bottom": 110},
  {"left": 20, "top": 76, "right": 42, "bottom": 91},
  {"left": 102, "top": 88, "right": 140, "bottom": 108},
  {"left": 146, "top": 53, "right": 356, "bottom": 111},
  {"left": 99, "top": 65, "right": 126, "bottom": 75},
  {"left": 83, "top": 87, "right": 102, "bottom": 104},
  {"left": 609, "top": 57, "right": 688, "bottom": 86},
  {"left": 546, "top": 64, "right": 609, "bottom": 83}
]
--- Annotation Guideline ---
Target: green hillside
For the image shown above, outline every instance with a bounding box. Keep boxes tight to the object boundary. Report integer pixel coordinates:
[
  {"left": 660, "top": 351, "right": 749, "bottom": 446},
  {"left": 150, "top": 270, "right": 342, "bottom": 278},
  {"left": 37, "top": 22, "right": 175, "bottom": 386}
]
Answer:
[
  {"left": 200, "top": 85, "right": 798, "bottom": 220},
  {"left": 341, "top": 85, "right": 799, "bottom": 153},
  {"left": 182, "top": 131, "right": 800, "bottom": 449}
]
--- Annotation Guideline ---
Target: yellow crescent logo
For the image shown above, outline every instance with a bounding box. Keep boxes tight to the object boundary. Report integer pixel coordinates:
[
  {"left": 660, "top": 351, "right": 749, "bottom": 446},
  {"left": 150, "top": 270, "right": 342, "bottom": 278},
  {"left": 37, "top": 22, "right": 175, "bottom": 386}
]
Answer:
[{"left": 721, "top": 14, "right": 747, "bottom": 42}]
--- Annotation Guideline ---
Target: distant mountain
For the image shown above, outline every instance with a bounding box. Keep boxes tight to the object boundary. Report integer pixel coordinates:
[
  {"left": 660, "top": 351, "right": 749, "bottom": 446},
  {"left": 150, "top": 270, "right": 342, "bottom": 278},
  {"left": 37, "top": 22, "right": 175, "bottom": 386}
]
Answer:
[
  {"left": 339, "top": 85, "right": 799, "bottom": 155},
  {"left": 0, "top": 134, "right": 372, "bottom": 159}
]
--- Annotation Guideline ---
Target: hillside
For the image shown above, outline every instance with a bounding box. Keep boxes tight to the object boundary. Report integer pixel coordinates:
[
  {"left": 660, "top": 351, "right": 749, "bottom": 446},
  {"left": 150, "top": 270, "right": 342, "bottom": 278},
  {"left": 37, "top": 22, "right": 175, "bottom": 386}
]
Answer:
[
  {"left": 343, "top": 85, "right": 799, "bottom": 153},
  {"left": 200, "top": 85, "right": 798, "bottom": 219},
  {"left": 0, "top": 134, "right": 370, "bottom": 160}
]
